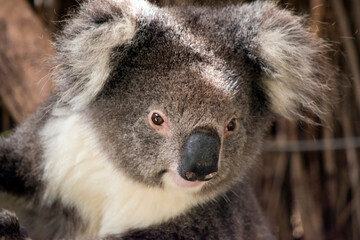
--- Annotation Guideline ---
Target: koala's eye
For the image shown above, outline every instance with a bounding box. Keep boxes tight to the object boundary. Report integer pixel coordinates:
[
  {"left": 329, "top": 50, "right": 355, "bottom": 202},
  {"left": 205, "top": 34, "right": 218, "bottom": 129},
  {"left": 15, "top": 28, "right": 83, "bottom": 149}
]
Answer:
[
  {"left": 225, "top": 118, "right": 237, "bottom": 136},
  {"left": 149, "top": 111, "right": 170, "bottom": 136},
  {"left": 226, "top": 118, "right": 236, "bottom": 131},
  {"left": 151, "top": 113, "right": 164, "bottom": 126}
]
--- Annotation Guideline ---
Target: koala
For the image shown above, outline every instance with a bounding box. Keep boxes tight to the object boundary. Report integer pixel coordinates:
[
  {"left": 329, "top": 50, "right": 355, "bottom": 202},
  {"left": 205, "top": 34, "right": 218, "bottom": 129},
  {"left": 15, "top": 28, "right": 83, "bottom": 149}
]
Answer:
[{"left": 0, "top": 0, "right": 335, "bottom": 239}]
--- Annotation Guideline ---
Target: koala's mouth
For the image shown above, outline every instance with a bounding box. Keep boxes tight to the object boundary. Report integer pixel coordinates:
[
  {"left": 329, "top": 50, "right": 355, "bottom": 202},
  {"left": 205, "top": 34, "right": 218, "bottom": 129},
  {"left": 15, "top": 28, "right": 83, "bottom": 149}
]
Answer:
[
  {"left": 168, "top": 170, "right": 204, "bottom": 188},
  {"left": 161, "top": 169, "right": 205, "bottom": 190}
]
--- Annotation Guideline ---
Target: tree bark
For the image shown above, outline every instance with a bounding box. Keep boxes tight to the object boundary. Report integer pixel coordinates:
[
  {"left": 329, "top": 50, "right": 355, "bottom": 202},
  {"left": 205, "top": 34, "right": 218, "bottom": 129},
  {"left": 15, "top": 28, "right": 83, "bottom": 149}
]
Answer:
[{"left": 0, "top": 0, "right": 54, "bottom": 123}]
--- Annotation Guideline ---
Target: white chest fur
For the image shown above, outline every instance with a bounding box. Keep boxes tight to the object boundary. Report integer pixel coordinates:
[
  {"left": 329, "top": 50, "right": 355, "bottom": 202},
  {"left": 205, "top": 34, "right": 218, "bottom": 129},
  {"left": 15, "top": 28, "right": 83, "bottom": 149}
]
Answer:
[{"left": 40, "top": 112, "right": 204, "bottom": 238}]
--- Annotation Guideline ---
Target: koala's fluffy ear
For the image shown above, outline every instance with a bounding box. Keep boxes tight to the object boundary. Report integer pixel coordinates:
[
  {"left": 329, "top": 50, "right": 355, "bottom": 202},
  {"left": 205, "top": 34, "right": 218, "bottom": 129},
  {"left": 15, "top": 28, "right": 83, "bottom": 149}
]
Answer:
[
  {"left": 246, "top": 2, "right": 337, "bottom": 123},
  {"left": 53, "top": 0, "right": 155, "bottom": 110}
]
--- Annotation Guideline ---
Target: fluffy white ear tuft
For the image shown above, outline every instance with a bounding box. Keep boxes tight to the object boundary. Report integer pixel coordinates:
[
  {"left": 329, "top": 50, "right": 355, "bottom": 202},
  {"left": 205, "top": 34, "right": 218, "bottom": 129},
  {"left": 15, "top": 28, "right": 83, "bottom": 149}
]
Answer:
[
  {"left": 53, "top": 0, "right": 155, "bottom": 110},
  {"left": 255, "top": 2, "right": 336, "bottom": 123}
]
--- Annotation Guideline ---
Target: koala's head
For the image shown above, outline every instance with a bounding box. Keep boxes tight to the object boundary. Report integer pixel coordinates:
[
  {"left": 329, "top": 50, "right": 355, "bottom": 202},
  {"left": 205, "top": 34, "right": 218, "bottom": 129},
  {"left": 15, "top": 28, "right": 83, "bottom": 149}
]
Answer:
[{"left": 53, "top": 0, "right": 336, "bottom": 197}]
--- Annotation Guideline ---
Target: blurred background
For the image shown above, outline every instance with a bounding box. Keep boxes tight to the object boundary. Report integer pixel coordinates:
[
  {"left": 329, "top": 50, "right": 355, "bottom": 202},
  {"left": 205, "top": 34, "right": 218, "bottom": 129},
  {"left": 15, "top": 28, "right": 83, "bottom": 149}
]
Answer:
[{"left": 0, "top": 0, "right": 359, "bottom": 239}]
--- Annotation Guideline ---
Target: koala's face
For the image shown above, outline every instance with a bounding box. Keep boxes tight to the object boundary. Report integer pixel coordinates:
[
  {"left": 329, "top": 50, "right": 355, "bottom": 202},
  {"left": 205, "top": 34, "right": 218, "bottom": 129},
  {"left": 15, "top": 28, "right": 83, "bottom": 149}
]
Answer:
[
  {"left": 85, "top": 15, "right": 270, "bottom": 197},
  {"left": 55, "top": 0, "right": 334, "bottom": 197},
  {"left": 91, "top": 70, "right": 257, "bottom": 196}
]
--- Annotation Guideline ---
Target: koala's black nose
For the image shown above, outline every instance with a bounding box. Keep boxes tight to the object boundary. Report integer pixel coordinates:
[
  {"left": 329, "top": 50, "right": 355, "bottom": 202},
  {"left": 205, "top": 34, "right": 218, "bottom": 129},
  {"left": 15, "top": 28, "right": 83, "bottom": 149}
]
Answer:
[{"left": 179, "top": 130, "right": 220, "bottom": 182}]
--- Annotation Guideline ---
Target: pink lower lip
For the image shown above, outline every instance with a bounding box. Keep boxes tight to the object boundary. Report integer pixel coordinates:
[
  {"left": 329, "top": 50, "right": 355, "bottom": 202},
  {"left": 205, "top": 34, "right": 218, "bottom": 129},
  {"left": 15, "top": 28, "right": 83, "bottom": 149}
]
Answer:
[{"left": 169, "top": 170, "right": 202, "bottom": 188}]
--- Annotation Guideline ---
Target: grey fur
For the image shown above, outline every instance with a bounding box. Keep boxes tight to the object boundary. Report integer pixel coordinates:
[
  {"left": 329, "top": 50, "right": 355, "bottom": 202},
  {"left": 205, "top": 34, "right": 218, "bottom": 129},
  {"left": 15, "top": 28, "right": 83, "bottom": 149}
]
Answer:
[
  {"left": 0, "top": 0, "right": 336, "bottom": 239},
  {"left": 0, "top": 210, "right": 30, "bottom": 240}
]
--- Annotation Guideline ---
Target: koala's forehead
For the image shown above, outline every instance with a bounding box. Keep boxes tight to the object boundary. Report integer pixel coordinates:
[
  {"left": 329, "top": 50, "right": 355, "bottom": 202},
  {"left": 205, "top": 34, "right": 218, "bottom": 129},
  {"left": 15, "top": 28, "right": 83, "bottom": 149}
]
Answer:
[
  {"left": 105, "top": 9, "right": 250, "bottom": 108},
  {"left": 105, "top": 63, "right": 244, "bottom": 117},
  {"left": 112, "top": 16, "right": 212, "bottom": 70}
]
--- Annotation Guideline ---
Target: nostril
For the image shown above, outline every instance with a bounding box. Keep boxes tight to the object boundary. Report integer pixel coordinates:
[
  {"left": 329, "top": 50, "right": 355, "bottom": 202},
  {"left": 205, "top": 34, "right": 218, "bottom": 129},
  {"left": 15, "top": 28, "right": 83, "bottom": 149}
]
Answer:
[
  {"left": 185, "top": 171, "right": 217, "bottom": 182},
  {"left": 185, "top": 172, "right": 197, "bottom": 181},
  {"left": 203, "top": 172, "right": 217, "bottom": 181}
]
